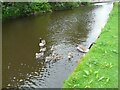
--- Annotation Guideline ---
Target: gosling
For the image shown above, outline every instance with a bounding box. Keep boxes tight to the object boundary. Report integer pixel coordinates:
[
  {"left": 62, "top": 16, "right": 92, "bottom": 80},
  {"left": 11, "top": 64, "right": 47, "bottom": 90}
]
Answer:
[{"left": 68, "top": 52, "right": 73, "bottom": 60}]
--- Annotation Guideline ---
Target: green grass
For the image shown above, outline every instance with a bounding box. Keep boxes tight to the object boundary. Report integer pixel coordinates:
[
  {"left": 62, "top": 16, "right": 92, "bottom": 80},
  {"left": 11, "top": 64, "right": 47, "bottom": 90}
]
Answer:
[{"left": 63, "top": 3, "right": 118, "bottom": 88}]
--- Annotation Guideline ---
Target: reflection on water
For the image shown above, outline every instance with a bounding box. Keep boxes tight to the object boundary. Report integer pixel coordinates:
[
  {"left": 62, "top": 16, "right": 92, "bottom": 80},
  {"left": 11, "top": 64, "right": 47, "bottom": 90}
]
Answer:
[{"left": 2, "top": 2, "right": 113, "bottom": 88}]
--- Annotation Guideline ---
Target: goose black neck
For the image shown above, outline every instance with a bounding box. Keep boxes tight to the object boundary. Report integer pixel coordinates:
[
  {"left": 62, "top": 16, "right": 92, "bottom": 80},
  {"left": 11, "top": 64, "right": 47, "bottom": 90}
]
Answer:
[
  {"left": 89, "top": 42, "right": 95, "bottom": 49},
  {"left": 40, "top": 38, "right": 42, "bottom": 42}
]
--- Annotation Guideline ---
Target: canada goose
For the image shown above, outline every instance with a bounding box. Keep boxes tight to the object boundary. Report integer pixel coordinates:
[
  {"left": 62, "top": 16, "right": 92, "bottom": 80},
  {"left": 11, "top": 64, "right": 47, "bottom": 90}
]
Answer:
[
  {"left": 41, "top": 40, "right": 46, "bottom": 45},
  {"left": 45, "top": 56, "right": 52, "bottom": 62},
  {"left": 51, "top": 45, "right": 55, "bottom": 51},
  {"left": 36, "top": 55, "right": 40, "bottom": 59},
  {"left": 39, "top": 42, "right": 45, "bottom": 47},
  {"left": 52, "top": 52, "right": 62, "bottom": 60},
  {"left": 39, "top": 38, "right": 42, "bottom": 42},
  {"left": 40, "top": 47, "right": 46, "bottom": 52},
  {"left": 76, "top": 42, "right": 95, "bottom": 53},
  {"left": 52, "top": 51, "right": 57, "bottom": 57},
  {"left": 39, "top": 38, "right": 46, "bottom": 47},
  {"left": 35, "top": 52, "right": 44, "bottom": 59},
  {"left": 53, "top": 54, "right": 62, "bottom": 61},
  {"left": 45, "top": 53, "right": 63, "bottom": 63},
  {"left": 77, "top": 45, "right": 89, "bottom": 53},
  {"left": 68, "top": 52, "right": 73, "bottom": 60}
]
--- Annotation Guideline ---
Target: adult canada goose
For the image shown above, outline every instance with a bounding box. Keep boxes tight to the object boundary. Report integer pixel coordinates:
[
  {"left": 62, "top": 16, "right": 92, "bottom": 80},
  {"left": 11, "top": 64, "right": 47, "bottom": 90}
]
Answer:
[
  {"left": 77, "top": 45, "right": 89, "bottom": 53},
  {"left": 76, "top": 42, "right": 95, "bottom": 53},
  {"left": 39, "top": 38, "right": 42, "bottom": 43},
  {"left": 39, "top": 38, "right": 46, "bottom": 47},
  {"left": 40, "top": 47, "right": 46, "bottom": 52},
  {"left": 39, "top": 41, "right": 46, "bottom": 47},
  {"left": 41, "top": 40, "right": 46, "bottom": 45},
  {"left": 68, "top": 52, "right": 73, "bottom": 60}
]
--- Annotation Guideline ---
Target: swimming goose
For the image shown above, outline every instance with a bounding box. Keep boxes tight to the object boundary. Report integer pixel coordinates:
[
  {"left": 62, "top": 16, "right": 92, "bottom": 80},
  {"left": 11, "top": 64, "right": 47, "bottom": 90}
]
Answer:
[
  {"left": 41, "top": 40, "right": 46, "bottom": 45},
  {"left": 52, "top": 51, "right": 57, "bottom": 57},
  {"left": 51, "top": 45, "right": 55, "bottom": 51},
  {"left": 45, "top": 56, "right": 52, "bottom": 62},
  {"left": 39, "top": 38, "right": 46, "bottom": 47},
  {"left": 45, "top": 53, "right": 63, "bottom": 63},
  {"left": 53, "top": 54, "right": 62, "bottom": 61},
  {"left": 35, "top": 52, "right": 44, "bottom": 59},
  {"left": 40, "top": 47, "right": 46, "bottom": 52},
  {"left": 68, "top": 52, "right": 73, "bottom": 60},
  {"left": 39, "top": 42, "right": 46, "bottom": 47},
  {"left": 39, "top": 38, "right": 42, "bottom": 42}
]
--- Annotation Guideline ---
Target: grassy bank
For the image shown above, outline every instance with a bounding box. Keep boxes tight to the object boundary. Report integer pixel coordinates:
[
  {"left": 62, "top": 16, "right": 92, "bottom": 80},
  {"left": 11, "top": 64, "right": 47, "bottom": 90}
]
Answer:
[{"left": 63, "top": 2, "right": 118, "bottom": 88}]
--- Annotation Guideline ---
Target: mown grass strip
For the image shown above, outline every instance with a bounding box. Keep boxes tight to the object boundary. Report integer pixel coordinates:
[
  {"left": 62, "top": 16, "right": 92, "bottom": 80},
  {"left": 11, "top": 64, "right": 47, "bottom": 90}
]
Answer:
[{"left": 63, "top": 2, "right": 118, "bottom": 88}]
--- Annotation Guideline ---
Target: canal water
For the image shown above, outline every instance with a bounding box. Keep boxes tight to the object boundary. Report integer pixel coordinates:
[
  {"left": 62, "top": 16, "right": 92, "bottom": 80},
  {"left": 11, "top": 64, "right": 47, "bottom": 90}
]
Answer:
[{"left": 2, "top": 2, "right": 113, "bottom": 89}]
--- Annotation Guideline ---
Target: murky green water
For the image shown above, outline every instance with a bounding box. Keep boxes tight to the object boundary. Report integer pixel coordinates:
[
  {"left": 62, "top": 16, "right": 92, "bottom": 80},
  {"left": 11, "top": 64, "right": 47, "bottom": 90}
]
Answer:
[{"left": 2, "top": 3, "right": 113, "bottom": 88}]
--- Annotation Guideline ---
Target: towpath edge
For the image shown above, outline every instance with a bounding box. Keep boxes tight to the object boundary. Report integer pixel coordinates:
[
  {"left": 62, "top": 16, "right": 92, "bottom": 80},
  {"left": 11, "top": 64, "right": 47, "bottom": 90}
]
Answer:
[{"left": 63, "top": 2, "right": 118, "bottom": 88}]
